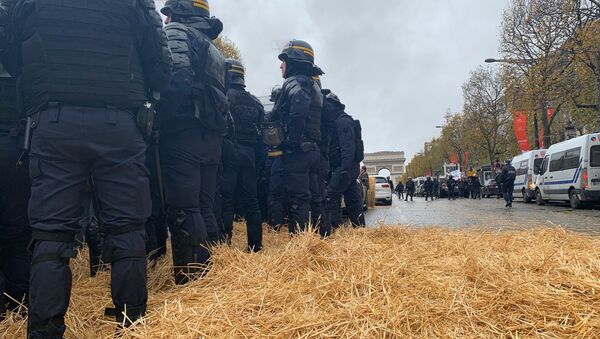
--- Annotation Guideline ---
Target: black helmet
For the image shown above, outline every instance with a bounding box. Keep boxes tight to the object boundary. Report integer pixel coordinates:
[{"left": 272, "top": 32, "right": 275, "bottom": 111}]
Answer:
[
  {"left": 226, "top": 58, "right": 245, "bottom": 87},
  {"left": 278, "top": 40, "right": 316, "bottom": 65},
  {"left": 161, "top": 0, "right": 210, "bottom": 18}
]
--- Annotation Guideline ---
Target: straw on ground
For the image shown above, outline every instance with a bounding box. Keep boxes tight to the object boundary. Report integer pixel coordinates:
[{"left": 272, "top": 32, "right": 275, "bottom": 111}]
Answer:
[{"left": 1, "top": 224, "right": 600, "bottom": 338}]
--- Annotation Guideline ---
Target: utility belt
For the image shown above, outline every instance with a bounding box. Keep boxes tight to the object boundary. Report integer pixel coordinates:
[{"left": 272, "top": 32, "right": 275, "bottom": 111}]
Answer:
[{"left": 22, "top": 101, "right": 156, "bottom": 151}]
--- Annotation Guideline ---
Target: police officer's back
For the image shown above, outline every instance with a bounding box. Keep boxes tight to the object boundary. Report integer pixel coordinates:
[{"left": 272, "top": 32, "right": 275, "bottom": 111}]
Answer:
[
  {"left": 322, "top": 90, "right": 364, "bottom": 232},
  {"left": 220, "top": 58, "right": 265, "bottom": 251},
  {"left": 501, "top": 160, "right": 517, "bottom": 207},
  {"left": 158, "top": 0, "right": 228, "bottom": 284},
  {"left": 7, "top": 0, "right": 172, "bottom": 336}
]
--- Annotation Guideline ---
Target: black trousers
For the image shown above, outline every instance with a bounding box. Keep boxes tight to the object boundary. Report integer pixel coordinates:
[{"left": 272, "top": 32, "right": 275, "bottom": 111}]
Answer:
[
  {"left": 503, "top": 181, "right": 515, "bottom": 204},
  {"left": 0, "top": 124, "right": 31, "bottom": 316},
  {"left": 325, "top": 165, "right": 363, "bottom": 234},
  {"left": 218, "top": 143, "right": 263, "bottom": 251},
  {"left": 27, "top": 106, "right": 150, "bottom": 337},
  {"left": 161, "top": 127, "right": 222, "bottom": 283},
  {"left": 310, "top": 155, "right": 329, "bottom": 232},
  {"left": 269, "top": 148, "right": 320, "bottom": 234}
]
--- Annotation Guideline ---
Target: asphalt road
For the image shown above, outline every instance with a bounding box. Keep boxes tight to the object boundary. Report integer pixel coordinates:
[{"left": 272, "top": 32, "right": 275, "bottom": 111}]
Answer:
[{"left": 365, "top": 195, "right": 600, "bottom": 235}]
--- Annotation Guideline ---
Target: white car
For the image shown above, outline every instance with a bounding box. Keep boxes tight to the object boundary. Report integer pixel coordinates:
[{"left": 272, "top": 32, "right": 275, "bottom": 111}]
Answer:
[{"left": 374, "top": 176, "right": 393, "bottom": 206}]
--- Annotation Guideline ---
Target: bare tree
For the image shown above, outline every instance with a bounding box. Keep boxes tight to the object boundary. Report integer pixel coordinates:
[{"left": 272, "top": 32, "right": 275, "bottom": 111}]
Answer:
[
  {"left": 500, "top": 0, "right": 578, "bottom": 147},
  {"left": 462, "top": 67, "right": 512, "bottom": 167}
]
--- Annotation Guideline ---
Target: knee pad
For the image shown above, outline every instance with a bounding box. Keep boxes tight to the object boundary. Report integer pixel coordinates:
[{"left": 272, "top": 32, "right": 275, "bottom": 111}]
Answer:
[
  {"left": 102, "top": 225, "right": 146, "bottom": 265},
  {"left": 29, "top": 230, "right": 76, "bottom": 266}
]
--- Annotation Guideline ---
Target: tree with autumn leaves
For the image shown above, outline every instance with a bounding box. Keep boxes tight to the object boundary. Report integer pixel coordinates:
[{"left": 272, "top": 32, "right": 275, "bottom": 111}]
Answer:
[{"left": 407, "top": 0, "right": 600, "bottom": 179}]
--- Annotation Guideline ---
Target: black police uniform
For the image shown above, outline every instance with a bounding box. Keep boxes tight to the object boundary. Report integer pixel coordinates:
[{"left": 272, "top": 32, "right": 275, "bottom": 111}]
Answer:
[
  {"left": 423, "top": 179, "right": 434, "bottom": 201},
  {"left": 159, "top": 0, "right": 227, "bottom": 284},
  {"left": 268, "top": 40, "right": 323, "bottom": 234},
  {"left": 0, "top": 5, "right": 31, "bottom": 317},
  {"left": 323, "top": 91, "right": 364, "bottom": 234},
  {"left": 447, "top": 177, "right": 457, "bottom": 200},
  {"left": 405, "top": 180, "right": 415, "bottom": 201},
  {"left": 7, "top": 0, "right": 172, "bottom": 335},
  {"left": 219, "top": 59, "right": 265, "bottom": 251},
  {"left": 502, "top": 163, "right": 517, "bottom": 206}
]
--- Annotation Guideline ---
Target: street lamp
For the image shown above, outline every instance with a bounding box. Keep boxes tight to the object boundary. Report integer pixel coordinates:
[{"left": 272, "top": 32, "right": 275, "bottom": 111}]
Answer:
[
  {"left": 485, "top": 56, "right": 540, "bottom": 149},
  {"left": 485, "top": 58, "right": 536, "bottom": 65}
]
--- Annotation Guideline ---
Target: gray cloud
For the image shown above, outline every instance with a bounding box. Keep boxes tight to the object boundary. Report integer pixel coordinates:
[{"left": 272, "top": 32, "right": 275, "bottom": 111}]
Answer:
[{"left": 156, "top": 0, "right": 508, "bottom": 160}]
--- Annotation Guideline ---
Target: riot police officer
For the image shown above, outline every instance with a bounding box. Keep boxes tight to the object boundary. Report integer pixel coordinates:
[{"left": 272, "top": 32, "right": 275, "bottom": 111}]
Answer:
[
  {"left": 267, "top": 40, "right": 323, "bottom": 234},
  {"left": 322, "top": 90, "right": 365, "bottom": 234},
  {"left": 6, "top": 0, "right": 172, "bottom": 335},
  {"left": 0, "top": 1, "right": 30, "bottom": 320},
  {"left": 502, "top": 160, "right": 517, "bottom": 207},
  {"left": 159, "top": 0, "right": 227, "bottom": 284},
  {"left": 218, "top": 59, "right": 265, "bottom": 251},
  {"left": 423, "top": 177, "right": 434, "bottom": 201}
]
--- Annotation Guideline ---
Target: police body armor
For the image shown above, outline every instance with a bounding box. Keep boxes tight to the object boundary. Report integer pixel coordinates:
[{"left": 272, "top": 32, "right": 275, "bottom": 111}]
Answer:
[
  {"left": 0, "top": 63, "right": 18, "bottom": 124},
  {"left": 270, "top": 75, "right": 322, "bottom": 146},
  {"left": 328, "top": 112, "right": 355, "bottom": 169},
  {"left": 18, "top": 0, "right": 149, "bottom": 114},
  {"left": 164, "top": 22, "right": 228, "bottom": 135},
  {"left": 227, "top": 88, "right": 262, "bottom": 145}
]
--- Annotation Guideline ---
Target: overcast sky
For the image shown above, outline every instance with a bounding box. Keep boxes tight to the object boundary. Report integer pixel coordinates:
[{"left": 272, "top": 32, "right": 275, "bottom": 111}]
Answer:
[{"left": 156, "top": 0, "right": 508, "bottom": 161}]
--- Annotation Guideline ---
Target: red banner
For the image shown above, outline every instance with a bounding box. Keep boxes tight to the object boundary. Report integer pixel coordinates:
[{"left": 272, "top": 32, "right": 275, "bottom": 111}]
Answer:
[
  {"left": 513, "top": 111, "right": 531, "bottom": 152},
  {"left": 538, "top": 108, "right": 555, "bottom": 148},
  {"left": 450, "top": 152, "right": 458, "bottom": 164}
]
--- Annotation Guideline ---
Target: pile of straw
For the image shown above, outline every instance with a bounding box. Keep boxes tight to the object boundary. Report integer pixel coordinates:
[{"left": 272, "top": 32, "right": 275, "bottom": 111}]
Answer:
[{"left": 2, "top": 224, "right": 600, "bottom": 338}]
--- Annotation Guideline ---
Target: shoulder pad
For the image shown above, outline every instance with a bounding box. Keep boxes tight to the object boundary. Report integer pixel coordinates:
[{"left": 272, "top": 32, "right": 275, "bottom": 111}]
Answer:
[
  {"left": 165, "top": 23, "right": 190, "bottom": 69},
  {"left": 283, "top": 75, "right": 310, "bottom": 96},
  {"left": 165, "top": 22, "right": 189, "bottom": 35}
]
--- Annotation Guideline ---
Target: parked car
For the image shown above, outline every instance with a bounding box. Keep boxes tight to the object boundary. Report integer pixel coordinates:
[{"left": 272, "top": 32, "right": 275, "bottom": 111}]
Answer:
[
  {"left": 341, "top": 179, "right": 369, "bottom": 213},
  {"left": 477, "top": 165, "right": 500, "bottom": 198},
  {"left": 511, "top": 149, "right": 546, "bottom": 203},
  {"left": 375, "top": 176, "right": 393, "bottom": 205},
  {"left": 535, "top": 134, "right": 600, "bottom": 208}
]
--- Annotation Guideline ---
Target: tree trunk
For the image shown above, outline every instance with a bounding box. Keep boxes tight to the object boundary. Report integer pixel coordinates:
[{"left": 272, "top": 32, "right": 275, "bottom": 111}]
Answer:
[
  {"left": 541, "top": 101, "right": 551, "bottom": 149},
  {"left": 533, "top": 112, "right": 540, "bottom": 150},
  {"left": 597, "top": 72, "right": 600, "bottom": 133}
]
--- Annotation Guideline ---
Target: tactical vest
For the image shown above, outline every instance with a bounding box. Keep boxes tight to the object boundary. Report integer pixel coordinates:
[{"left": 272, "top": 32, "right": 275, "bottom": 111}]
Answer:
[
  {"left": 0, "top": 64, "right": 18, "bottom": 123},
  {"left": 165, "top": 22, "right": 228, "bottom": 135},
  {"left": 19, "top": 0, "right": 147, "bottom": 114},
  {"left": 306, "top": 81, "right": 322, "bottom": 143},
  {"left": 227, "top": 87, "right": 262, "bottom": 144},
  {"left": 328, "top": 113, "right": 354, "bottom": 169}
]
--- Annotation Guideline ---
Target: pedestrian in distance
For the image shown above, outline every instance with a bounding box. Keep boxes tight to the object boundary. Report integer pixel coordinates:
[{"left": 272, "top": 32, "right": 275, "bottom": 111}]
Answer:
[
  {"left": 387, "top": 176, "right": 394, "bottom": 194},
  {"left": 501, "top": 160, "right": 517, "bottom": 208},
  {"left": 447, "top": 176, "right": 457, "bottom": 200},
  {"left": 7, "top": 0, "right": 172, "bottom": 334},
  {"left": 405, "top": 178, "right": 415, "bottom": 202},
  {"left": 395, "top": 182, "right": 405, "bottom": 200},
  {"left": 433, "top": 177, "right": 440, "bottom": 199},
  {"left": 423, "top": 177, "right": 434, "bottom": 201}
]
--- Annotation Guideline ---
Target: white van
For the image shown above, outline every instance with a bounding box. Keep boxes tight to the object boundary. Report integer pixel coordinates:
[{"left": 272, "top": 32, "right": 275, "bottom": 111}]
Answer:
[
  {"left": 535, "top": 134, "right": 600, "bottom": 208},
  {"left": 511, "top": 150, "right": 546, "bottom": 203}
]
